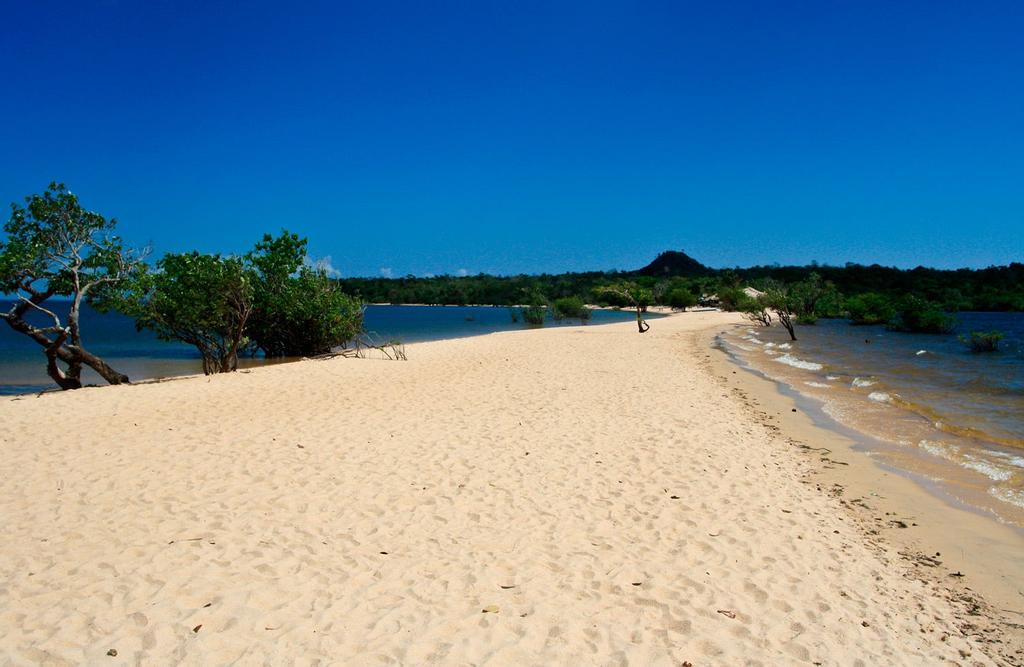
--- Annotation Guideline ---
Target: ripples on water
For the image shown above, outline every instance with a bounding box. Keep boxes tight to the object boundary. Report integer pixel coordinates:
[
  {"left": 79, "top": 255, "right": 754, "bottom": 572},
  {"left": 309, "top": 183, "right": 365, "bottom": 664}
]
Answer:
[{"left": 721, "top": 313, "right": 1024, "bottom": 527}]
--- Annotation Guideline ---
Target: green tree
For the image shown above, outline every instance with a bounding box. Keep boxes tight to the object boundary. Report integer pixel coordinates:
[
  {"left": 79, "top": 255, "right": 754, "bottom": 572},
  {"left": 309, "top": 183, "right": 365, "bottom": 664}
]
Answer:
[
  {"left": 246, "top": 231, "right": 363, "bottom": 357},
  {"left": 790, "top": 272, "right": 841, "bottom": 323},
  {"left": 888, "top": 295, "right": 955, "bottom": 334},
  {"left": 761, "top": 281, "right": 799, "bottom": 340},
  {"left": 844, "top": 292, "right": 895, "bottom": 325},
  {"left": 595, "top": 282, "right": 651, "bottom": 333},
  {"left": 520, "top": 290, "right": 548, "bottom": 325},
  {"left": 129, "top": 253, "right": 253, "bottom": 375},
  {"left": 665, "top": 288, "right": 697, "bottom": 311},
  {"left": 0, "top": 183, "right": 145, "bottom": 389},
  {"left": 552, "top": 295, "right": 591, "bottom": 321}
]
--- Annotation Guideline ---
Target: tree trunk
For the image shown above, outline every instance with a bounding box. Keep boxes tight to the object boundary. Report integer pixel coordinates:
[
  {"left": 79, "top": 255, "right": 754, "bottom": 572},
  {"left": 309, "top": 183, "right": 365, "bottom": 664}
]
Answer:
[
  {"left": 1, "top": 313, "right": 129, "bottom": 388},
  {"left": 635, "top": 307, "right": 650, "bottom": 333},
  {"left": 44, "top": 330, "right": 83, "bottom": 390}
]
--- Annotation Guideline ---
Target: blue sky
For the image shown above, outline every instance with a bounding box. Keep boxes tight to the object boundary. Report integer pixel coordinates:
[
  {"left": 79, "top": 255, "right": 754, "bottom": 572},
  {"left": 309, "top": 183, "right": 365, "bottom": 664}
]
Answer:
[{"left": 1, "top": 1, "right": 1021, "bottom": 276}]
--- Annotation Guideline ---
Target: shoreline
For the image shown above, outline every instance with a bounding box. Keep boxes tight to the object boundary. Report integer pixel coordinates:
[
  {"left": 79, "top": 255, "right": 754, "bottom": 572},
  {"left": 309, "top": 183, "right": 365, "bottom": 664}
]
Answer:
[
  {"left": 704, "top": 323, "right": 1024, "bottom": 659},
  {"left": 0, "top": 311, "right": 1018, "bottom": 663}
]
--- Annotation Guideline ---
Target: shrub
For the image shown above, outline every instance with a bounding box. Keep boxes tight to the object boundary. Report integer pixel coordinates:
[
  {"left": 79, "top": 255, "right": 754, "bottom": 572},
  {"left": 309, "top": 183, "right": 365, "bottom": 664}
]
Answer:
[
  {"left": 247, "top": 231, "right": 363, "bottom": 357},
  {"left": 960, "top": 330, "right": 1004, "bottom": 353},
  {"left": 717, "top": 286, "right": 746, "bottom": 311},
  {"left": 520, "top": 291, "right": 548, "bottom": 325},
  {"left": 845, "top": 292, "right": 895, "bottom": 325},
  {"left": 888, "top": 295, "right": 955, "bottom": 334},
  {"left": 552, "top": 296, "right": 591, "bottom": 321},
  {"left": 130, "top": 253, "right": 253, "bottom": 375},
  {"left": 665, "top": 288, "right": 697, "bottom": 311},
  {"left": 741, "top": 298, "right": 772, "bottom": 326}
]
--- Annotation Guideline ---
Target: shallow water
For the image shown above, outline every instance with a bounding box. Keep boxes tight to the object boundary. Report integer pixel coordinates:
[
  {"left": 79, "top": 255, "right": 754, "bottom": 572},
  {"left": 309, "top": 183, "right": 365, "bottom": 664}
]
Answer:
[
  {"left": 721, "top": 313, "right": 1024, "bottom": 527},
  {"left": 0, "top": 301, "right": 650, "bottom": 394}
]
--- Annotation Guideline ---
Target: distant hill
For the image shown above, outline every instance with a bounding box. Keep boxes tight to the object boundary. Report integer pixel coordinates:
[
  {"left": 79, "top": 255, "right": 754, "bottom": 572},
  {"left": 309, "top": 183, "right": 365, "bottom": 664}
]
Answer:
[{"left": 635, "top": 250, "right": 710, "bottom": 277}]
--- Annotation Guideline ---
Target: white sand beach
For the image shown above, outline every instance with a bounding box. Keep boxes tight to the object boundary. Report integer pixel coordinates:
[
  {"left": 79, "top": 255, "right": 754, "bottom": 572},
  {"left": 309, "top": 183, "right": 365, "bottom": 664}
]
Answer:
[{"left": 0, "top": 311, "right": 1018, "bottom": 665}]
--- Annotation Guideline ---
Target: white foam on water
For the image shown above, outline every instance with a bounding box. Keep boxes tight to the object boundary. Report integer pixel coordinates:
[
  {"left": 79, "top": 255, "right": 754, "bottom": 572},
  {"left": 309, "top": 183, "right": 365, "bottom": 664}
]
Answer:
[
  {"left": 732, "top": 343, "right": 754, "bottom": 351},
  {"left": 989, "top": 487, "right": 1024, "bottom": 509},
  {"left": 804, "top": 381, "right": 830, "bottom": 388},
  {"left": 961, "top": 457, "right": 1013, "bottom": 481},
  {"left": 826, "top": 375, "right": 840, "bottom": 381},
  {"left": 918, "top": 440, "right": 960, "bottom": 461},
  {"left": 867, "top": 391, "right": 892, "bottom": 403},
  {"left": 765, "top": 350, "right": 780, "bottom": 356},
  {"left": 743, "top": 336, "right": 763, "bottom": 345},
  {"left": 985, "top": 451, "right": 1024, "bottom": 469},
  {"left": 852, "top": 377, "right": 876, "bottom": 388},
  {"left": 773, "top": 354, "right": 823, "bottom": 371},
  {"left": 777, "top": 343, "right": 792, "bottom": 350}
]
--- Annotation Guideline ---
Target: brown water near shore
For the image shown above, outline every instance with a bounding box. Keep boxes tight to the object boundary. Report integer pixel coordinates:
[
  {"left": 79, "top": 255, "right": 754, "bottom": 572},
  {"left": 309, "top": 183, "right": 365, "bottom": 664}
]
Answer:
[
  {"left": 719, "top": 321, "right": 1024, "bottom": 530},
  {"left": 706, "top": 325, "right": 1024, "bottom": 661}
]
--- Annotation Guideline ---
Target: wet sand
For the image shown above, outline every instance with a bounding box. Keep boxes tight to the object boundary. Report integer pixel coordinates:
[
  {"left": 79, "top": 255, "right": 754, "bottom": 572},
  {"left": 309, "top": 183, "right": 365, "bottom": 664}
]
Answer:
[{"left": 0, "top": 311, "right": 1018, "bottom": 664}]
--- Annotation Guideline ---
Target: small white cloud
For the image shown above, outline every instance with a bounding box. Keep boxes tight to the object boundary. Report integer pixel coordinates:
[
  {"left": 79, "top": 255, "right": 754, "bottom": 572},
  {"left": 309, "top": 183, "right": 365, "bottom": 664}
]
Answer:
[
  {"left": 380, "top": 267, "right": 393, "bottom": 278},
  {"left": 303, "top": 254, "right": 342, "bottom": 278},
  {"left": 456, "top": 268, "right": 469, "bottom": 277}
]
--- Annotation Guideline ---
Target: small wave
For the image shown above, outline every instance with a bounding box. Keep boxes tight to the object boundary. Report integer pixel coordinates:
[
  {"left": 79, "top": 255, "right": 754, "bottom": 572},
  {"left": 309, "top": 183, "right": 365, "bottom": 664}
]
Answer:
[
  {"left": 743, "top": 337, "right": 763, "bottom": 345},
  {"left": 826, "top": 375, "right": 839, "bottom": 381},
  {"left": 804, "top": 381, "right": 830, "bottom": 388},
  {"left": 986, "top": 451, "right": 1024, "bottom": 469},
  {"left": 852, "top": 377, "right": 876, "bottom": 388},
  {"left": 731, "top": 343, "right": 754, "bottom": 351},
  {"left": 919, "top": 440, "right": 960, "bottom": 461},
  {"left": 915, "top": 350, "right": 928, "bottom": 356},
  {"left": 989, "top": 487, "right": 1024, "bottom": 509},
  {"left": 777, "top": 343, "right": 792, "bottom": 350},
  {"left": 961, "top": 457, "right": 1013, "bottom": 481},
  {"left": 868, "top": 391, "right": 892, "bottom": 403},
  {"left": 773, "top": 354, "right": 823, "bottom": 371}
]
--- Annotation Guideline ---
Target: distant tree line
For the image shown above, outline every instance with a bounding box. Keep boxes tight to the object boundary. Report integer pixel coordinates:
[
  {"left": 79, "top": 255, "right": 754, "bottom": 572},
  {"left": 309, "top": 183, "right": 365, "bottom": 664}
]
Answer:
[{"left": 337, "top": 250, "right": 1023, "bottom": 314}]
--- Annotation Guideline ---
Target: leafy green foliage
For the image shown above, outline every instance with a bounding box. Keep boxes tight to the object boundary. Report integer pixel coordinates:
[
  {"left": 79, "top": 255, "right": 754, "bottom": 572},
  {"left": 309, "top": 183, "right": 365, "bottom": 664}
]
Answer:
[
  {"left": 0, "top": 183, "right": 144, "bottom": 388},
  {"left": 336, "top": 254, "right": 1023, "bottom": 314},
  {"left": 128, "top": 253, "right": 253, "bottom": 375},
  {"left": 552, "top": 296, "right": 591, "bottom": 321},
  {"left": 664, "top": 287, "right": 697, "bottom": 311},
  {"left": 760, "top": 281, "right": 799, "bottom": 340},
  {"left": 595, "top": 282, "right": 652, "bottom": 332},
  {"left": 960, "top": 330, "right": 1004, "bottom": 353},
  {"left": 520, "top": 290, "right": 548, "bottom": 325},
  {"left": 888, "top": 295, "right": 955, "bottom": 334},
  {"left": 246, "top": 231, "right": 363, "bottom": 357},
  {"left": 716, "top": 287, "right": 747, "bottom": 312},
  {"left": 844, "top": 292, "right": 896, "bottom": 325}
]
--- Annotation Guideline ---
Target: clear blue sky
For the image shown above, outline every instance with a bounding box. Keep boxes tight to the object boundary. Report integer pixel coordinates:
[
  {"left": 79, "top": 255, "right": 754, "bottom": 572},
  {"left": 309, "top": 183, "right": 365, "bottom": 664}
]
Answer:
[{"left": 1, "top": 1, "right": 1021, "bottom": 276}]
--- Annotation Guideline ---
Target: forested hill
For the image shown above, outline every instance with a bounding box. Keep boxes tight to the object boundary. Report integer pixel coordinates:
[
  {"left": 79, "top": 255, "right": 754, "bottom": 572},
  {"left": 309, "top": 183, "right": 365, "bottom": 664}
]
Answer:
[{"left": 336, "top": 251, "right": 1024, "bottom": 311}]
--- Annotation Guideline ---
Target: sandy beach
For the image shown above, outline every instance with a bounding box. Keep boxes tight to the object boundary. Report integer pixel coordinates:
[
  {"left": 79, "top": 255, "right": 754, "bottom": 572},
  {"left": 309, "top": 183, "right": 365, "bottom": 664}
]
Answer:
[{"left": 1, "top": 311, "right": 1020, "bottom": 665}]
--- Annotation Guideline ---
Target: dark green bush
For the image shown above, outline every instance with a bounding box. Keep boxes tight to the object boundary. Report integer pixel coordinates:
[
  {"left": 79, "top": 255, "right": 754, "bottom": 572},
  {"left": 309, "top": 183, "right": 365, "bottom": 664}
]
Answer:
[
  {"left": 960, "top": 330, "right": 1004, "bottom": 353},
  {"left": 520, "top": 291, "right": 548, "bottom": 325},
  {"left": 888, "top": 296, "right": 955, "bottom": 334},
  {"left": 845, "top": 292, "right": 895, "bottom": 325},
  {"left": 247, "top": 231, "right": 363, "bottom": 357},
  {"left": 665, "top": 288, "right": 697, "bottom": 311},
  {"left": 552, "top": 296, "right": 591, "bottom": 321}
]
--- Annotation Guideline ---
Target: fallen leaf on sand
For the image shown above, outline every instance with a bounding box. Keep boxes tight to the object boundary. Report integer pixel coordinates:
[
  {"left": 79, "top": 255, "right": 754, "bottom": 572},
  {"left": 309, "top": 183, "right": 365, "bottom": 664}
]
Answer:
[
  {"left": 482, "top": 605, "right": 500, "bottom": 613},
  {"left": 717, "top": 609, "right": 737, "bottom": 619}
]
